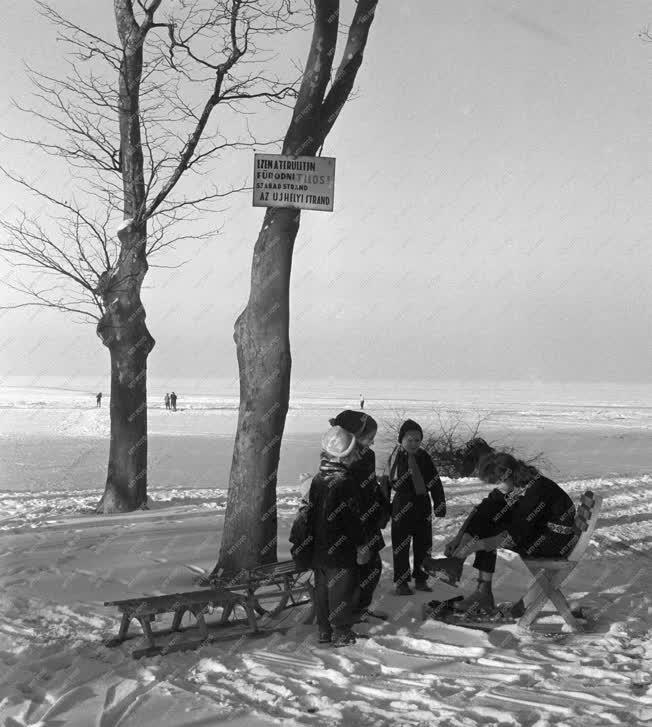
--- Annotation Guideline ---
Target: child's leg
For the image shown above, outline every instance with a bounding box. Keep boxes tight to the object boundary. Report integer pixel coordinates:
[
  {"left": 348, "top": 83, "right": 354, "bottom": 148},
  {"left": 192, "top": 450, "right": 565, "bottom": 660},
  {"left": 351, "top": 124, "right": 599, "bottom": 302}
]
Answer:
[
  {"left": 453, "top": 569, "right": 496, "bottom": 613},
  {"left": 313, "top": 567, "right": 331, "bottom": 635},
  {"left": 412, "top": 515, "right": 432, "bottom": 584},
  {"left": 357, "top": 552, "right": 382, "bottom": 612},
  {"left": 327, "top": 567, "right": 358, "bottom": 634},
  {"left": 391, "top": 515, "right": 413, "bottom": 586}
]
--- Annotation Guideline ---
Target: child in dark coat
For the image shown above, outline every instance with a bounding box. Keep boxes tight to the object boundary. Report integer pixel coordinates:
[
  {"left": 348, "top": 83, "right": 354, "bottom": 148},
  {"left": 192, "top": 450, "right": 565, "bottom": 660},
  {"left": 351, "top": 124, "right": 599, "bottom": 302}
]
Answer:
[
  {"left": 329, "top": 410, "right": 390, "bottom": 619},
  {"left": 309, "top": 426, "right": 365, "bottom": 646},
  {"left": 388, "top": 419, "right": 446, "bottom": 595}
]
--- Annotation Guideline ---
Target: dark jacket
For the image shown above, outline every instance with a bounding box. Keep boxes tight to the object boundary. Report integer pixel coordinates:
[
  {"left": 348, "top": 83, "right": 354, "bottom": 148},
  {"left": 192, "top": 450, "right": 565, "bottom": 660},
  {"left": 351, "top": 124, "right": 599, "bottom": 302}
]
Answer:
[
  {"left": 478, "top": 475, "right": 575, "bottom": 557},
  {"left": 502, "top": 474, "right": 576, "bottom": 554},
  {"left": 388, "top": 446, "right": 446, "bottom": 518},
  {"left": 349, "top": 448, "right": 390, "bottom": 552},
  {"left": 310, "top": 462, "right": 364, "bottom": 568}
]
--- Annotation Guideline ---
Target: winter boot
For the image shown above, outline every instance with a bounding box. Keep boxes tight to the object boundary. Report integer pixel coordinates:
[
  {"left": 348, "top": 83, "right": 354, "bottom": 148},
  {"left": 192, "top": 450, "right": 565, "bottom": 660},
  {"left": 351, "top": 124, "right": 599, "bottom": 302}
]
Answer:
[
  {"left": 332, "top": 629, "right": 357, "bottom": 647},
  {"left": 453, "top": 577, "right": 495, "bottom": 616},
  {"left": 395, "top": 582, "right": 414, "bottom": 596}
]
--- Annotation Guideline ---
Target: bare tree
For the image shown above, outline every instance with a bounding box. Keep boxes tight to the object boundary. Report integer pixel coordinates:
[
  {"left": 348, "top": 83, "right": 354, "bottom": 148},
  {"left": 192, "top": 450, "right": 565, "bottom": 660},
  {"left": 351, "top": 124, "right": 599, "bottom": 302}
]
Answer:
[
  {"left": 214, "top": 0, "right": 379, "bottom": 575},
  {"left": 0, "top": 0, "right": 310, "bottom": 513}
]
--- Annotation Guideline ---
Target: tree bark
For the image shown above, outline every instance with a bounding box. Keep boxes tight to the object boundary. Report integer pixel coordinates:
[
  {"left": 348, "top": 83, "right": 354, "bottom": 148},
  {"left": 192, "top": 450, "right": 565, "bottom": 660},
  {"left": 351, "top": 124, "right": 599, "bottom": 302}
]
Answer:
[
  {"left": 100, "top": 338, "right": 151, "bottom": 512},
  {"left": 216, "top": 207, "right": 300, "bottom": 573},
  {"left": 96, "top": 220, "right": 154, "bottom": 513},
  {"left": 215, "top": 0, "right": 378, "bottom": 574}
]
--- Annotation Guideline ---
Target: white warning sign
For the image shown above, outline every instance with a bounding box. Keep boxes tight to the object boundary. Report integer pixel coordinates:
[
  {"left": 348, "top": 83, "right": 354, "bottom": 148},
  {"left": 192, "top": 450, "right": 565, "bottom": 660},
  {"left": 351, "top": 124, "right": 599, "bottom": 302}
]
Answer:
[{"left": 252, "top": 154, "right": 335, "bottom": 212}]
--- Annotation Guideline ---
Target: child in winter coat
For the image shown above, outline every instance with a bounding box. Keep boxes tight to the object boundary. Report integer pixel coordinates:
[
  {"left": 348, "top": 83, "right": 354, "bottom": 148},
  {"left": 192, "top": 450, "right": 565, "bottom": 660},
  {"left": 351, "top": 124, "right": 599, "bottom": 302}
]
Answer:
[
  {"left": 388, "top": 419, "right": 446, "bottom": 595},
  {"left": 308, "top": 426, "right": 365, "bottom": 646},
  {"left": 329, "top": 410, "right": 390, "bottom": 619}
]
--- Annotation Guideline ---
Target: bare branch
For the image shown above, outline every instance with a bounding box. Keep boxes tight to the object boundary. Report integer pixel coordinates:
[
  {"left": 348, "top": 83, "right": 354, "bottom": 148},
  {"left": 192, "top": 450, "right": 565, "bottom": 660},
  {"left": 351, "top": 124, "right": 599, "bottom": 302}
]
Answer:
[
  {"left": 36, "top": 1, "right": 121, "bottom": 53},
  {"left": 2, "top": 0, "right": 317, "bottom": 333}
]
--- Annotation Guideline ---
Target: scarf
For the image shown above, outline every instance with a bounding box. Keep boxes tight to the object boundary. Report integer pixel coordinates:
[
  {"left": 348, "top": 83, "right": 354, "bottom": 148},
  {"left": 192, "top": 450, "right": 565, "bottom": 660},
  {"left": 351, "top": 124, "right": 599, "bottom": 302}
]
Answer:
[
  {"left": 318, "top": 455, "right": 349, "bottom": 477},
  {"left": 408, "top": 453, "right": 427, "bottom": 495},
  {"left": 388, "top": 446, "right": 428, "bottom": 496}
]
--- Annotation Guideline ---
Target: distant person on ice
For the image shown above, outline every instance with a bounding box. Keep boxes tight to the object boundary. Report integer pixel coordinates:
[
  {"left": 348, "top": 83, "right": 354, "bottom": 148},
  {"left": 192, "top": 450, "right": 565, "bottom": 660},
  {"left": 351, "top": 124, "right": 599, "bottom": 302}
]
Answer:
[
  {"left": 308, "top": 426, "right": 365, "bottom": 647},
  {"left": 425, "top": 448, "right": 576, "bottom": 616},
  {"left": 96, "top": 392, "right": 102, "bottom": 408},
  {"left": 164, "top": 393, "right": 170, "bottom": 410},
  {"left": 388, "top": 419, "right": 446, "bottom": 595},
  {"left": 329, "top": 410, "right": 390, "bottom": 620},
  {"left": 360, "top": 395, "right": 365, "bottom": 410},
  {"left": 170, "top": 391, "right": 177, "bottom": 411}
]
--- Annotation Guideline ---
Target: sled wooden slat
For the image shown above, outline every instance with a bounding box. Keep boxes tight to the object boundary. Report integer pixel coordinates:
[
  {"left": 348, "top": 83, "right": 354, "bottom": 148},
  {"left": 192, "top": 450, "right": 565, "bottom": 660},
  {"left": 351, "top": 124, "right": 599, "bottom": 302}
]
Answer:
[
  {"left": 518, "top": 491, "right": 603, "bottom": 632},
  {"left": 105, "top": 587, "right": 246, "bottom": 612}
]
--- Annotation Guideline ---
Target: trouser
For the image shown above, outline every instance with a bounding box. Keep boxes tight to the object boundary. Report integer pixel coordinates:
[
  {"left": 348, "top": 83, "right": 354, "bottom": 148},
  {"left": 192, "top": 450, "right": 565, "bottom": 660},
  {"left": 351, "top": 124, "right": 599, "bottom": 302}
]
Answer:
[
  {"left": 391, "top": 506, "right": 432, "bottom": 584},
  {"left": 313, "top": 566, "right": 359, "bottom": 634},
  {"left": 356, "top": 552, "right": 382, "bottom": 612},
  {"left": 463, "top": 490, "right": 576, "bottom": 574}
]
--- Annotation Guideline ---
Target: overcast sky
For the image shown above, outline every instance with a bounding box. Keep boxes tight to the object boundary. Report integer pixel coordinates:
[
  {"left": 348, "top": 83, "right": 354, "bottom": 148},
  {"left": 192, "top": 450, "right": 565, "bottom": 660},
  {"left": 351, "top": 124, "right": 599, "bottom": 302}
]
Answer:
[{"left": 1, "top": 0, "right": 651, "bottom": 385}]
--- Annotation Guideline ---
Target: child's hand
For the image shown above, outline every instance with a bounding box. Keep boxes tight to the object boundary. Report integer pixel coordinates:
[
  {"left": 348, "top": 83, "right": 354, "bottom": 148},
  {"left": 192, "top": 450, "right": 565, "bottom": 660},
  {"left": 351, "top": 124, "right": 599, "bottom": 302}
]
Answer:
[{"left": 444, "top": 534, "right": 462, "bottom": 557}]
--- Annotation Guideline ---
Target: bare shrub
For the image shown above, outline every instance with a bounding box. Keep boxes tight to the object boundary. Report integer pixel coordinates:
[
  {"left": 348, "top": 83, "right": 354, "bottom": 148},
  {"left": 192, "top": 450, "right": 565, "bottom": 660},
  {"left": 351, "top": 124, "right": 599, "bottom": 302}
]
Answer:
[{"left": 382, "top": 409, "right": 549, "bottom": 478}]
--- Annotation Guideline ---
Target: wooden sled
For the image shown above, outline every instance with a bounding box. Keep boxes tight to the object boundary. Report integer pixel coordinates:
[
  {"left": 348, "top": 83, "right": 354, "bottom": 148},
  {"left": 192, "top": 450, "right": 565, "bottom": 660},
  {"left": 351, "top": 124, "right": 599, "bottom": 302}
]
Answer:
[{"left": 104, "top": 560, "right": 315, "bottom": 658}]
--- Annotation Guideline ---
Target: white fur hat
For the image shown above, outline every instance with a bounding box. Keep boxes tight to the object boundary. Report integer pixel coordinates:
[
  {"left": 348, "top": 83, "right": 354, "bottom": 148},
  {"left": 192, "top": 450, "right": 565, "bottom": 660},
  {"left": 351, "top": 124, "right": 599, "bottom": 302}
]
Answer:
[{"left": 321, "top": 426, "right": 357, "bottom": 460}]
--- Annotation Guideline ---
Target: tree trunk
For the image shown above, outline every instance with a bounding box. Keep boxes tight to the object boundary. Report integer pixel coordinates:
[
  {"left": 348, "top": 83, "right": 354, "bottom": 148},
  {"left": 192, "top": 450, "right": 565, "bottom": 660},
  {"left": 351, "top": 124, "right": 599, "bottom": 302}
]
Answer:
[
  {"left": 95, "top": 5, "right": 153, "bottom": 514},
  {"left": 215, "top": 0, "right": 378, "bottom": 574},
  {"left": 215, "top": 208, "right": 300, "bottom": 574},
  {"left": 100, "top": 343, "right": 150, "bottom": 512},
  {"left": 96, "top": 221, "right": 154, "bottom": 514}
]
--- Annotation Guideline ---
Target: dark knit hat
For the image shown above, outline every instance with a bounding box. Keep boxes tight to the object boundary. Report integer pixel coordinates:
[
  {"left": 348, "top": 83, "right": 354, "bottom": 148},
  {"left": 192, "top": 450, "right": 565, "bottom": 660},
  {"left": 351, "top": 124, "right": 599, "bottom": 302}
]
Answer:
[
  {"left": 398, "top": 419, "right": 423, "bottom": 443},
  {"left": 329, "top": 410, "right": 377, "bottom": 438}
]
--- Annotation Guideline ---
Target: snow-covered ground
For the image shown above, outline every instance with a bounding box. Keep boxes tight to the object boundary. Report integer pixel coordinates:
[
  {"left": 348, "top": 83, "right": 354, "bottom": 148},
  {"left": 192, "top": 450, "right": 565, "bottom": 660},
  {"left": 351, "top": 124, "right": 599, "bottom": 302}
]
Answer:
[
  {"left": 1, "top": 476, "right": 650, "bottom": 726},
  {"left": 1, "top": 381, "right": 650, "bottom": 725}
]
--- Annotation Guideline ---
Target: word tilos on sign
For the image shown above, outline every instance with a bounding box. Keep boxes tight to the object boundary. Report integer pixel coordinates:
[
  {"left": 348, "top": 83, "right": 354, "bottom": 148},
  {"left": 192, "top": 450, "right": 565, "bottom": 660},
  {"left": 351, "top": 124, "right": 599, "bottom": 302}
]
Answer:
[{"left": 252, "top": 154, "right": 336, "bottom": 212}]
